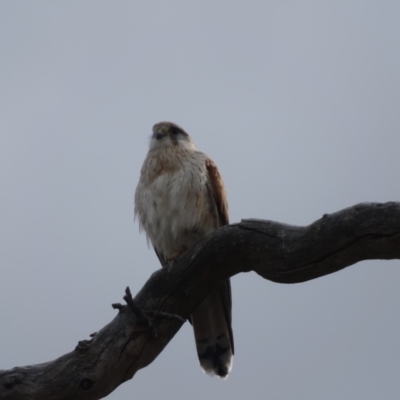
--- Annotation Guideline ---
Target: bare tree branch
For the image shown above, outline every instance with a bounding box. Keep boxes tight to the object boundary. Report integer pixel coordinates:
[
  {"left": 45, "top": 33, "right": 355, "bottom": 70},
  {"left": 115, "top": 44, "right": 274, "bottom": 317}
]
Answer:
[{"left": 1, "top": 202, "right": 399, "bottom": 400}]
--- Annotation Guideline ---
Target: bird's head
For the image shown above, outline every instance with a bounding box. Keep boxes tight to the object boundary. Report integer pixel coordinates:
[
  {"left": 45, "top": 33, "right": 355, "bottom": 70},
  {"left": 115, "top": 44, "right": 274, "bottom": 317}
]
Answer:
[{"left": 150, "top": 122, "right": 195, "bottom": 151}]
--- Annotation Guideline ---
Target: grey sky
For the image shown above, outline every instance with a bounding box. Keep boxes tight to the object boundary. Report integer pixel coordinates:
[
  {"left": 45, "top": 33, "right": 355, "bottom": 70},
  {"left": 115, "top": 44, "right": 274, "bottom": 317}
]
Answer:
[{"left": 1, "top": 1, "right": 400, "bottom": 399}]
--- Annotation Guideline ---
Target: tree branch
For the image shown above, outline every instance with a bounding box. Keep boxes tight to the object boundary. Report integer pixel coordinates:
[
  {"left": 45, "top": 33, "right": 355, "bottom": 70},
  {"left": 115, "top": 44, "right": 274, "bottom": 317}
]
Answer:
[{"left": 1, "top": 202, "right": 399, "bottom": 400}]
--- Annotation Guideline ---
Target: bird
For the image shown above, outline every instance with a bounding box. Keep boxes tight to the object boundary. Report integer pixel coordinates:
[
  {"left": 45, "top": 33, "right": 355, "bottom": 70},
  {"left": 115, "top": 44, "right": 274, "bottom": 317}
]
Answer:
[{"left": 134, "top": 121, "right": 234, "bottom": 378}]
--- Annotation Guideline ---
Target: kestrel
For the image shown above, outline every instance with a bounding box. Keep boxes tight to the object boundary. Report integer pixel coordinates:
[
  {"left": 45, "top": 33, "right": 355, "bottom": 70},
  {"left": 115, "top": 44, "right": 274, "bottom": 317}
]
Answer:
[{"left": 134, "top": 122, "right": 234, "bottom": 378}]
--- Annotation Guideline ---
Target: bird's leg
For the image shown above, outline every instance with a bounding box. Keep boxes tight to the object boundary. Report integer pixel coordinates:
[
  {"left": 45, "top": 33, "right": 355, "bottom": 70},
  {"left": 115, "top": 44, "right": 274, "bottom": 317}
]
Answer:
[{"left": 167, "top": 245, "right": 188, "bottom": 263}]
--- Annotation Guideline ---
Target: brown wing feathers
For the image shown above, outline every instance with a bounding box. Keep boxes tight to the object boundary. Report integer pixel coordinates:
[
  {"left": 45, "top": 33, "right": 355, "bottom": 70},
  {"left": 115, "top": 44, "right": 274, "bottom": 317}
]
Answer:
[{"left": 190, "top": 157, "right": 234, "bottom": 377}]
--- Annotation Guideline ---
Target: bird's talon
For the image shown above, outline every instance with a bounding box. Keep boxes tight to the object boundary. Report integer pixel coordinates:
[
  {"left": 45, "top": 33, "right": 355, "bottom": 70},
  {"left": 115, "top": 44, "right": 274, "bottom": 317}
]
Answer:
[{"left": 167, "top": 246, "right": 188, "bottom": 263}]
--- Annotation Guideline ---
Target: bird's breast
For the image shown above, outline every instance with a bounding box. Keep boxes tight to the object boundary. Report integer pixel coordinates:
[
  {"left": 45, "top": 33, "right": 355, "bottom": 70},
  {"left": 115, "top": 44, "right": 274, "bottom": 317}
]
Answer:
[{"left": 136, "top": 148, "right": 213, "bottom": 258}]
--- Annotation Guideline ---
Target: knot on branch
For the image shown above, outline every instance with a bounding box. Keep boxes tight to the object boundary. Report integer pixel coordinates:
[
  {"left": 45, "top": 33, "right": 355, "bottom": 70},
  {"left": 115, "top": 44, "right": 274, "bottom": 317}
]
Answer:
[
  {"left": 2, "top": 373, "right": 23, "bottom": 389},
  {"left": 75, "top": 338, "right": 94, "bottom": 353},
  {"left": 113, "top": 287, "right": 186, "bottom": 339},
  {"left": 123, "top": 286, "right": 159, "bottom": 337},
  {"left": 80, "top": 378, "right": 94, "bottom": 391}
]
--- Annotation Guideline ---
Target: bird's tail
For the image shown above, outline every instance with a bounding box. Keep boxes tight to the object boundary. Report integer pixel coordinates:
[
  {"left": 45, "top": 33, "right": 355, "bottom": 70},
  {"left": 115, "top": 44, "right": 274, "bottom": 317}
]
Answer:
[{"left": 191, "top": 280, "right": 234, "bottom": 378}]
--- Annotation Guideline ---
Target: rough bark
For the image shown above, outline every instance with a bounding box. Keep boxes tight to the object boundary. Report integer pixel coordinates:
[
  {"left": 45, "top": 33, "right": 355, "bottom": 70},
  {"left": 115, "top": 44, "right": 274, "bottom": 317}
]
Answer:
[{"left": 1, "top": 202, "right": 399, "bottom": 400}]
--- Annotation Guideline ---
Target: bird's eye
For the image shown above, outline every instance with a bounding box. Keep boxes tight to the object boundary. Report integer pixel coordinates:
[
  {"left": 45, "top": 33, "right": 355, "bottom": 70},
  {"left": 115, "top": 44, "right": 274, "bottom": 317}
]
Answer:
[
  {"left": 170, "top": 126, "right": 188, "bottom": 136},
  {"left": 171, "top": 127, "right": 180, "bottom": 135}
]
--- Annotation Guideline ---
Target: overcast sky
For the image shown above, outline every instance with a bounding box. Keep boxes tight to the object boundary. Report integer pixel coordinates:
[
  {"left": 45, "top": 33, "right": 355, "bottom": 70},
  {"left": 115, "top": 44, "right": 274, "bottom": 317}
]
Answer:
[{"left": 1, "top": 1, "right": 400, "bottom": 399}]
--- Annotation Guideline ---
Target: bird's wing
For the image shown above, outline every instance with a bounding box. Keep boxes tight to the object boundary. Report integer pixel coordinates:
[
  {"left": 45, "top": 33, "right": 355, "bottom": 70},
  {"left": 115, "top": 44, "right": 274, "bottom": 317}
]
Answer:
[
  {"left": 191, "top": 157, "right": 234, "bottom": 378},
  {"left": 205, "top": 157, "right": 229, "bottom": 226},
  {"left": 205, "top": 157, "right": 233, "bottom": 346}
]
